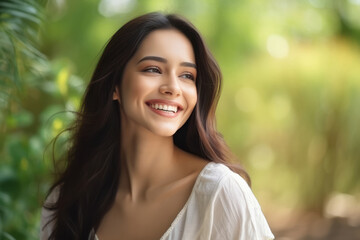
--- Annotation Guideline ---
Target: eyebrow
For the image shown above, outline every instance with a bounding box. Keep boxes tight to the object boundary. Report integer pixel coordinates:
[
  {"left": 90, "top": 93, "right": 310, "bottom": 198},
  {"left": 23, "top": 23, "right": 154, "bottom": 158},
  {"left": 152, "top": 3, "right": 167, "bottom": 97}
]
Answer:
[{"left": 137, "top": 56, "right": 197, "bottom": 69}]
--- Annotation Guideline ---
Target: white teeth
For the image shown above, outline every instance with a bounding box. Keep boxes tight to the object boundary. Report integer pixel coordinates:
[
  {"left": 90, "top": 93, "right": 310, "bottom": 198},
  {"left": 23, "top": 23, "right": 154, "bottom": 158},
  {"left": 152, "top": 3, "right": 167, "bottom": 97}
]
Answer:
[
  {"left": 171, "top": 106, "right": 178, "bottom": 112},
  {"left": 150, "top": 103, "right": 178, "bottom": 113}
]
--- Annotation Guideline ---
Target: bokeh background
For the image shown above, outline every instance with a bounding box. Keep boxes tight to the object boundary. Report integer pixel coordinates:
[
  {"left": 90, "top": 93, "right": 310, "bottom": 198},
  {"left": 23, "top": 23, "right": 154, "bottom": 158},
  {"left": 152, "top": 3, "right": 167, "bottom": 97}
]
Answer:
[{"left": 1, "top": 0, "right": 360, "bottom": 239}]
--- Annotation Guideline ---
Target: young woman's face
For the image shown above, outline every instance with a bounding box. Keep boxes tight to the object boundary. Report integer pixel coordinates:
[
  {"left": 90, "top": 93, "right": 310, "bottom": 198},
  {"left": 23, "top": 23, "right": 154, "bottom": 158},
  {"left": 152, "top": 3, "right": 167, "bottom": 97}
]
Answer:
[{"left": 115, "top": 29, "right": 197, "bottom": 136}]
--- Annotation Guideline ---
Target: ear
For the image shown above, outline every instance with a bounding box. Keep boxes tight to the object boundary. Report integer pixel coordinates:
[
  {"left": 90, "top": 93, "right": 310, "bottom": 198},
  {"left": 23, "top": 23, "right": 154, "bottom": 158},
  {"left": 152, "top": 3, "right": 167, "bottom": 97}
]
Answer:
[{"left": 113, "top": 87, "right": 120, "bottom": 102}]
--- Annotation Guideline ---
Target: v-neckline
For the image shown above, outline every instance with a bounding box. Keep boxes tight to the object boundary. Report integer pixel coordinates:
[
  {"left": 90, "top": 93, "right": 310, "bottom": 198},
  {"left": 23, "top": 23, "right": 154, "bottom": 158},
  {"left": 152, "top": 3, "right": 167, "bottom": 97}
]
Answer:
[{"left": 93, "top": 161, "right": 214, "bottom": 240}]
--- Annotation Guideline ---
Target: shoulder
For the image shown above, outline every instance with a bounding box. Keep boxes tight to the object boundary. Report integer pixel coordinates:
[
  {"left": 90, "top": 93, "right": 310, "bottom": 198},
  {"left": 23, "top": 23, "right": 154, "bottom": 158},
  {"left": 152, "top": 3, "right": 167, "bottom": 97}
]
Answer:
[
  {"left": 195, "top": 162, "right": 245, "bottom": 195},
  {"left": 40, "top": 186, "right": 60, "bottom": 240},
  {"left": 44, "top": 186, "right": 60, "bottom": 206},
  {"left": 196, "top": 162, "right": 275, "bottom": 240}
]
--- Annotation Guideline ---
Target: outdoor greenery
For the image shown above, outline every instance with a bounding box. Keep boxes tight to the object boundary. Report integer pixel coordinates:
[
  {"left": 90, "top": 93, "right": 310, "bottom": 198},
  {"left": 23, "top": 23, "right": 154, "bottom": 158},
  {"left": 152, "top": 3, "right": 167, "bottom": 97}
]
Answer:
[{"left": 1, "top": 0, "right": 360, "bottom": 239}]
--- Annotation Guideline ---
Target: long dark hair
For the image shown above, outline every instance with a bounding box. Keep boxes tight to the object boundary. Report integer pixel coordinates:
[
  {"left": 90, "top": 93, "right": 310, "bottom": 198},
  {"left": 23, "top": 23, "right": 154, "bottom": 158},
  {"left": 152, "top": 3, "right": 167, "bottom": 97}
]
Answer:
[{"left": 44, "top": 12, "right": 250, "bottom": 240}]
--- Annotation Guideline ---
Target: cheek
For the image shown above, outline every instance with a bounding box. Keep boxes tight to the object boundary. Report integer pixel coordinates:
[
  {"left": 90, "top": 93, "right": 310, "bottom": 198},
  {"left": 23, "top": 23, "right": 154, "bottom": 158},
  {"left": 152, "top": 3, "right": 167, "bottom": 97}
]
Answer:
[
  {"left": 122, "top": 76, "right": 154, "bottom": 103},
  {"left": 183, "top": 84, "right": 198, "bottom": 110}
]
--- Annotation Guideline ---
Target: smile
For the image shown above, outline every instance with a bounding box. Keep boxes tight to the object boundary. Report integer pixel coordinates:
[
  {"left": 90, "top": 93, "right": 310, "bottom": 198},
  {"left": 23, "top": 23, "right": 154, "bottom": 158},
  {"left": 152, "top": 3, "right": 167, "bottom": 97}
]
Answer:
[
  {"left": 150, "top": 103, "right": 178, "bottom": 113},
  {"left": 146, "top": 99, "right": 183, "bottom": 118}
]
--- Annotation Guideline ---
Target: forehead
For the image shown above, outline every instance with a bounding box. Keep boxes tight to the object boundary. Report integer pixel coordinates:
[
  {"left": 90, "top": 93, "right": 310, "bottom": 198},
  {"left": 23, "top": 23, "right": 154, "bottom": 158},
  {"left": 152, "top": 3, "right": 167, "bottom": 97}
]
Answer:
[{"left": 131, "top": 29, "right": 195, "bottom": 63}]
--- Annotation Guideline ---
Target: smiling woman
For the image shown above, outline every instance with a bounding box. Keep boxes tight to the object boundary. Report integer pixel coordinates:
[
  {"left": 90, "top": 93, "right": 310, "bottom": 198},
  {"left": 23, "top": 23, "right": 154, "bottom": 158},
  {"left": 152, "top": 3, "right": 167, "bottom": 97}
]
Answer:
[{"left": 40, "top": 12, "right": 274, "bottom": 240}]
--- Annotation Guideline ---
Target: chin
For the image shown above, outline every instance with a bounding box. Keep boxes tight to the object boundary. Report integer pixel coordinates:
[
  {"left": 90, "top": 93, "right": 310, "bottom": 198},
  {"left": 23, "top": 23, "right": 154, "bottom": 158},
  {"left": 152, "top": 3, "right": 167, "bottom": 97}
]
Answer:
[
  {"left": 147, "top": 126, "right": 179, "bottom": 137},
  {"left": 154, "top": 129, "right": 178, "bottom": 137}
]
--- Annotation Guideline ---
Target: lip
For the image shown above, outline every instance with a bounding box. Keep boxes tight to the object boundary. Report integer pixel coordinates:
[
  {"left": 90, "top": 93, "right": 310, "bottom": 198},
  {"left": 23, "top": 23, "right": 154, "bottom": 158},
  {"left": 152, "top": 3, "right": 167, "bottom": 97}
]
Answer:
[{"left": 145, "top": 99, "right": 184, "bottom": 118}]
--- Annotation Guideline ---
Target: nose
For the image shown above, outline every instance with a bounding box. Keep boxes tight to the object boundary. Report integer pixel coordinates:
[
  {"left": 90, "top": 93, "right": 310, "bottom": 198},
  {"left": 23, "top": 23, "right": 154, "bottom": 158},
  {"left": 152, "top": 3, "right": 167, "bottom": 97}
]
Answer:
[{"left": 159, "top": 73, "right": 181, "bottom": 97}]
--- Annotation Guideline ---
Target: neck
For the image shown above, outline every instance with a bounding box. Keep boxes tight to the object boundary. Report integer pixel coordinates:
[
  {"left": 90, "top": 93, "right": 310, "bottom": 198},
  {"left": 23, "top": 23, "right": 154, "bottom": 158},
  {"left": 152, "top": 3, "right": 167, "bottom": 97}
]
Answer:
[{"left": 119, "top": 126, "right": 177, "bottom": 202}]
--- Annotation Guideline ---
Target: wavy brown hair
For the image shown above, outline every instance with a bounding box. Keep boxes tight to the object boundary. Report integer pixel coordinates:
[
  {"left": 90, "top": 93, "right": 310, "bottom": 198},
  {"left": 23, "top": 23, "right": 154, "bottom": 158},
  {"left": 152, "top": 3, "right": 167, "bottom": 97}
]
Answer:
[{"left": 44, "top": 12, "right": 250, "bottom": 240}]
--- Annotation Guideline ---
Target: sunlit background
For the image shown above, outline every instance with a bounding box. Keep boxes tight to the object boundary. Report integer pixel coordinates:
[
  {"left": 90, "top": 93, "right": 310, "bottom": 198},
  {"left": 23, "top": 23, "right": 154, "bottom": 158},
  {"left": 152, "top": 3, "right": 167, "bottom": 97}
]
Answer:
[{"left": 1, "top": 0, "right": 360, "bottom": 239}]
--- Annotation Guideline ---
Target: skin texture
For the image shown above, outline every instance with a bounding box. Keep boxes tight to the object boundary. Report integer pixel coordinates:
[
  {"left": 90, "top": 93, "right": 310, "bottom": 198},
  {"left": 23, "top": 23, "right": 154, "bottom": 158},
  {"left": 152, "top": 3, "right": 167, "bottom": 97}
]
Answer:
[{"left": 96, "top": 29, "right": 208, "bottom": 240}]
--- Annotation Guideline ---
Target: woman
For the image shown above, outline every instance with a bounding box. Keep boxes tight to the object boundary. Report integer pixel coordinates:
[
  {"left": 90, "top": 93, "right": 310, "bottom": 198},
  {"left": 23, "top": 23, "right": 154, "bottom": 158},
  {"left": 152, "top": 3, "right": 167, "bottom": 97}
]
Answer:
[{"left": 41, "top": 12, "right": 274, "bottom": 240}]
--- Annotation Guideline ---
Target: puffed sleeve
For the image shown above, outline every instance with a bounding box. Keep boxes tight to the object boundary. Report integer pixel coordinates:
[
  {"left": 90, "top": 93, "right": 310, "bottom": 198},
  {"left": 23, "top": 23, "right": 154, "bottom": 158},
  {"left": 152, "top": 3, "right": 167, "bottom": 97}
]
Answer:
[
  {"left": 207, "top": 172, "right": 274, "bottom": 240},
  {"left": 40, "top": 187, "right": 59, "bottom": 240}
]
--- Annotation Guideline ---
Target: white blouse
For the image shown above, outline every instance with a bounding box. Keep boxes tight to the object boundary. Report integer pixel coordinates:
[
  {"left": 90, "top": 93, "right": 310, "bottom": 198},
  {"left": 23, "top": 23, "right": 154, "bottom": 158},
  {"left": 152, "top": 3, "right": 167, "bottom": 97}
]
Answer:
[{"left": 41, "top": 162, "right": 274, "bottom": 240}]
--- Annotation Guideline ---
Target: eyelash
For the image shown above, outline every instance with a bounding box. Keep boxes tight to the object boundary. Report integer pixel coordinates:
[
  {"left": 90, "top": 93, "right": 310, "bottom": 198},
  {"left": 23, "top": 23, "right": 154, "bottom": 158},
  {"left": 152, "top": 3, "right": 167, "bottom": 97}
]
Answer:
[
  {"left": 181, "top": 73, "right": 195, "bottom": 81},
  {"left": 143, "top": 66, "right": 161, "bottom": 74},
  {"left": 142, "top": 67, "right": 195, "bottom": 81}
]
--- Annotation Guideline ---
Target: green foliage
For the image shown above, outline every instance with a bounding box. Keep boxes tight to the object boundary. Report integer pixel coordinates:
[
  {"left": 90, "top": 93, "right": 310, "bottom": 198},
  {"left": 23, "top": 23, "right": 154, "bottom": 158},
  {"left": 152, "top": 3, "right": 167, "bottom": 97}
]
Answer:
[
  {"left": 1, "top": 0, "right": 360, "bottom": 238},
  {"left": 0, "top": 0, "right": 46, "bottom": 239},
  {"left": 0, "top": 0, "right": 47, "bottom": 90},
  {"left": 218, "top": 39, "right": 360, "bottom": 212},
  {"left": 0, "top": 0, "right": 81, "bottom": 239}
]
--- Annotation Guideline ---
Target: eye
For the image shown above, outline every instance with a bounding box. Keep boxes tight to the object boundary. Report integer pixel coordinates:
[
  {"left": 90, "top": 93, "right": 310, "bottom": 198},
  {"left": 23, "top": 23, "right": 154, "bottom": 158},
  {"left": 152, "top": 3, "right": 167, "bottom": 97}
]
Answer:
[
  {"left": 180, "top": 72, "right": 195, "bottom": 81},
  {"left": 143, "top": 66, "right": 161, "bottom": 74}
]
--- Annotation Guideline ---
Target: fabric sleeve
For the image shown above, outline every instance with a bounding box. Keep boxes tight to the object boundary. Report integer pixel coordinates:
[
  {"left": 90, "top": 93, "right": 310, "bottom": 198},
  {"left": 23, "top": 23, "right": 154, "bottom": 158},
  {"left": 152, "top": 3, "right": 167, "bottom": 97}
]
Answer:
[
  {"left": 208, "top": 172, "right": 275, "bottom": 240},
  {"left": 40, "top": 188, "right": 59, "bottom": 240}
]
